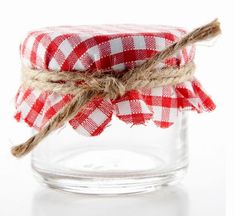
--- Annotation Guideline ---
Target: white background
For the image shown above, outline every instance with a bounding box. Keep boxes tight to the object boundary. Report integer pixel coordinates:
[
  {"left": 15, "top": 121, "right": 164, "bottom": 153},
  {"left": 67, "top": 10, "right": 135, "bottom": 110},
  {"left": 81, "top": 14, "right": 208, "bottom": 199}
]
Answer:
[{"left": 0, "top": 0, "right": 233, "bottom": 215}]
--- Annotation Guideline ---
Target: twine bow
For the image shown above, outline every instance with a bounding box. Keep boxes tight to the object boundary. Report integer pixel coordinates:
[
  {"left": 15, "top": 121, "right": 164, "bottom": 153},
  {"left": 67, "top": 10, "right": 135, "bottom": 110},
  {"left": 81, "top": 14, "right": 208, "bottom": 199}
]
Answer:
[{"left": 11, "top": 19, "right": 221, "bottom": 158}]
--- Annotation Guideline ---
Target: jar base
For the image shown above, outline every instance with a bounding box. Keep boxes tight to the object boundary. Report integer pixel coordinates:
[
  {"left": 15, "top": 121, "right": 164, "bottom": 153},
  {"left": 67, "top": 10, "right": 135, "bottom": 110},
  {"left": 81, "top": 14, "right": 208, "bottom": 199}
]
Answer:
[{"left": 32, "top": 165, "right": 187, "bottom": 195}]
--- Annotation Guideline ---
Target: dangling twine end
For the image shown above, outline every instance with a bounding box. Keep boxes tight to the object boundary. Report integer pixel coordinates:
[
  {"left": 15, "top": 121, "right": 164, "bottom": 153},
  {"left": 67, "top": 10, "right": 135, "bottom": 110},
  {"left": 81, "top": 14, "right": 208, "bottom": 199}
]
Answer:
[
  {"left": 190, "top": 19, "right": 221, "bottom": 43},
  {"left": 11, "top": 145, "right": 25, "bottom": 158},
  {"left": 204, "top": 18, "right": 221, "bottom": 39},
  {"left": 11, "top": 143, "right": 29, "bottom": 158},
  {"left": 11, "top": 135, "right": 38, "bottom": 158},
  {"left": 212, "top": 18, "right": 221, "bottom": 33}
]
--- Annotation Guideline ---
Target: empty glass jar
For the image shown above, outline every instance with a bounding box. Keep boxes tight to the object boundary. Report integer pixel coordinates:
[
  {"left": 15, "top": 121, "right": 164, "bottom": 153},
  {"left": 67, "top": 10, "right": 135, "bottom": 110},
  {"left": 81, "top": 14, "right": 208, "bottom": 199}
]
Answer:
[{"left": 15, "top": 23, "right": 217, "bottom": 195}]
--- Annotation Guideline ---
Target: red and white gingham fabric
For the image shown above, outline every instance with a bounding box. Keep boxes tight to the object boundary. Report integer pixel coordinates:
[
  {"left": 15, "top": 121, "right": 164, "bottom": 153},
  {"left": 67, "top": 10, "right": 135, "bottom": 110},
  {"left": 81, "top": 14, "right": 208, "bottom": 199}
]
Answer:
[{"left": 15, "top": 24, "right": 216, "bottom": 136}]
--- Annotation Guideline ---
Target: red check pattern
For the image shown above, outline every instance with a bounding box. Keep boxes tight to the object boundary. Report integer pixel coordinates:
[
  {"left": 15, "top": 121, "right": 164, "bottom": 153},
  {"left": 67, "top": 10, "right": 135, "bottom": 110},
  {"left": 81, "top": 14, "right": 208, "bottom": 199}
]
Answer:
[{"left": 15, "top": 25, "right": 216, "bottom": 136}]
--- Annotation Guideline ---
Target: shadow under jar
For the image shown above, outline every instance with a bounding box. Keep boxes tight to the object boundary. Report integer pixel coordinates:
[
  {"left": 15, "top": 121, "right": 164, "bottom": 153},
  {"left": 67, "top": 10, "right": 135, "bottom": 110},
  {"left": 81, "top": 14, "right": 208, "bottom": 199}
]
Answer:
[{"left": 32, "top": 112, "right": 188, "bottom": 195}]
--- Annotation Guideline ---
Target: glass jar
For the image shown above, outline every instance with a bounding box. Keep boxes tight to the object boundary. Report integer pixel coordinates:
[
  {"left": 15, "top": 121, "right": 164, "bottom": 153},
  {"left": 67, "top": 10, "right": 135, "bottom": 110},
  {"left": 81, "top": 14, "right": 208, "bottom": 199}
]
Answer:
[{"left": 31, "top": 111, "right": 188, "bottom": 195}]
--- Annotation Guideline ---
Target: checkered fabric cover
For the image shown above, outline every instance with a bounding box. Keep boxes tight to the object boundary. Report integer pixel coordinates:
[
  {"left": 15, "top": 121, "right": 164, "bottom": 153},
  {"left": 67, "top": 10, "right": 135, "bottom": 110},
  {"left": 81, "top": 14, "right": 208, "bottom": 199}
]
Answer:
[{"left": 15, "top": 25, "right": 216, "bottom": 136}]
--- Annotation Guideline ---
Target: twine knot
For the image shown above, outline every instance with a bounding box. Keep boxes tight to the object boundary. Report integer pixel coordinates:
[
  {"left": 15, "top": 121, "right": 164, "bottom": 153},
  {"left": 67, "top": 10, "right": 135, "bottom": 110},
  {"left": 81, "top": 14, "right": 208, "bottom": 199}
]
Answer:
[{"left": 88, "top": 76, "right": 126, "bottom": 99}]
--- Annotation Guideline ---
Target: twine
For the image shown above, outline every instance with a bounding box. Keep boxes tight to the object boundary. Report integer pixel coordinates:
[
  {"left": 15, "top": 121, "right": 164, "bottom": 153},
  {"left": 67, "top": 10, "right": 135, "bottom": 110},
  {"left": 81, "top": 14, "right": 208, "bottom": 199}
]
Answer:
[{"left": 11, "top": 19, "right": 221, "bottom": 158}]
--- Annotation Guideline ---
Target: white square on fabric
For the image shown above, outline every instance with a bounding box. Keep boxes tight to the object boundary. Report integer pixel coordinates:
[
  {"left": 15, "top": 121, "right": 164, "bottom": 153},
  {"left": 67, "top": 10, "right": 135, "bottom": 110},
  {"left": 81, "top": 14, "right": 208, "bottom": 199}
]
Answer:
[
  {"left": 89, "top": 108, "right": 107, "bottom": 125},
  {"left": 58, "top": 39, "right": 74, "bottom": 58},
  {"left": 135, "top": 60, "right": 145, "bottom": 67},
  {"left": 20, "top": 101, "right": 32, "bottom": 118},
  {"left": 79, "top": 34, "right": 93, "bottom": 42},
  {"left": 155, "top": 36, "right": 166, "bottom": 51},
  {"left": 133, "top": 36, "right": 146, "bottom": 49},
  {"left": 44, "top": 93, "right": 64, "bottom": 112},
  {"left": 74, "top": 125, "right": 91, "bottom": 136},
  {"left": 150, "top": 87, "right": 163, "bottom": 97},
  {"left": 183, "top": 81, "right": 194, "bottom": 92},
  {"left": 112, "top": 63, "right": 126, "bottom": 72},
  {"left": 73, "top": 59, "right": 86, "bottom": 71},
  {"left": 152, "top": 106, "right": 163, "bottom": 121},
  {"left": 48, "top": 32, "right": 62, "bottom": 40},
  {"left": 87, "top": 45, "right": 100, "bottom": 61},
  {"left": 36, "top": 43, "right": 46, "bottom": 59},
  {"left": 48, "top": 58, "right": 61, "bottom": 71},
  {"left": 22, "top": 57, "right": 32, "bottom": 68},
  {"left": 116, "top": 101, "right": 131, "bottom": 115},
  {"left": 25, "top": 34, "right": 38, "bottom": 52},
  {"left": 138, "top": 100, "right": 152, "bottom": 114},
  {"left": 110, "top": 38, "right": 123, "bottom": 54},
  {"left": 168, "top": 107, "right": 178, "bottom": 123},
  {"left": 34, "top": 113, "right": 43, "bottom": 129}
]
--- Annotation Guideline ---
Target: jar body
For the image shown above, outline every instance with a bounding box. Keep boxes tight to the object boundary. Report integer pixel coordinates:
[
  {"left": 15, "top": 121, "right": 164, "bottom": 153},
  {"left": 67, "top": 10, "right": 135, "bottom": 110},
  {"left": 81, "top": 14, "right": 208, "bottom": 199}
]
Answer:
[{"left": 32, "top": 112, "right": 188, "bottom": 195}]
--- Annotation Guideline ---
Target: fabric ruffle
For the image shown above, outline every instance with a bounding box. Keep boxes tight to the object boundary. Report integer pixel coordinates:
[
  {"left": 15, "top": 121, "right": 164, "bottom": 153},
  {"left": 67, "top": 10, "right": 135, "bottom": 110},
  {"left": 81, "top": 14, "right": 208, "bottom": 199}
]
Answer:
[{"left": 15, "top": 77, "right": 215, "bottom": 136}]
